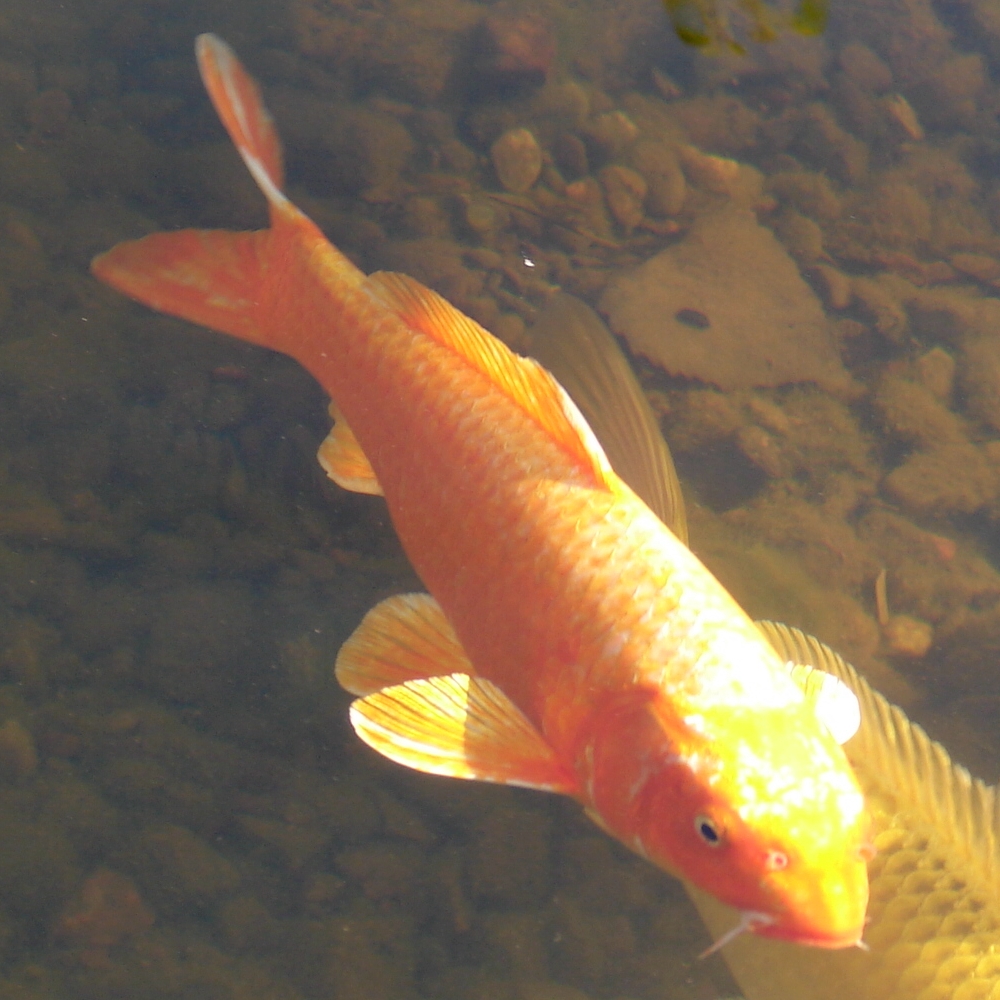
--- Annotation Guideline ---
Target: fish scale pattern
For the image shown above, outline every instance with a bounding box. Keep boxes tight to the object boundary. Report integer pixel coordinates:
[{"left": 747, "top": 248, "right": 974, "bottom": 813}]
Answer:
[{"left": 860, "top": 785, "right": 1000, "bottom": 1000}]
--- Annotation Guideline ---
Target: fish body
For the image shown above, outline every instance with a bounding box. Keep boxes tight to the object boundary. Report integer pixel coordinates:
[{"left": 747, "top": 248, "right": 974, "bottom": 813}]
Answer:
[{"left": 92, "top": 35, "right": 868, "bottom": 949}]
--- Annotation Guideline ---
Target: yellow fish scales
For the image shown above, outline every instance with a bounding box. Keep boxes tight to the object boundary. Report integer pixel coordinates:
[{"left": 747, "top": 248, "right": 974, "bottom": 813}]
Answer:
[{"left": 530, "top": 293, "right": 1000, "bottom": 1000}]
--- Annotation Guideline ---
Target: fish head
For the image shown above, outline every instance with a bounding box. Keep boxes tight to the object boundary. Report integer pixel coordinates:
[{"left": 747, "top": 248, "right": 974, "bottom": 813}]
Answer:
[{"left": 581, "top": 690, "right": 869, "bottom": 948}]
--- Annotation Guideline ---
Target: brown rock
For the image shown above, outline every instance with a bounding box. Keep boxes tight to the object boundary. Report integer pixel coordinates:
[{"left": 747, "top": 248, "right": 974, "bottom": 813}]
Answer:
[
  {"left": 630, "top": 140, "right": 685, "bottom": 217},
  {"left": 477, "top": 6, "right": 556, "bottom": 88},
  {"left": 600, "top": 208, "right": 856, "bottom": 394},
  {"left": 139, "top": 824, "right": 241, "bottom": 909},
  {"left": 811, "top": 263, "right": 853, "bottom": 310},
  {"left": 883, "top": 615, "right": 933, "bottom": 658},
  {"left": 491, "top": 127, "right": 543, "bottom": 193},
  {"left": 915, "top": 347, "right": 955, "bottom": 403},
  {"left": 599, "top": 165, "right": 646, "bottom": 231},
  {"left": 951, "top": 252, "right": 1000, "bottom": 290},
  {"left": 839, "top": 43, "right": 893, "bottom": 94},
  {"left": 0, "top": 718, "right": 37, "bottom": 781},
  {"left": 960, "top": 336, "right": 1000, "bottom": 432},
  {"left": 793, "top": 103, "right": 869, "bottom": 185},
  {"left": 54, "top": 869, "right": 153, "bottom": 968},
  {"left": 884, "top": 442, "right": 999, "bottom": 517}
]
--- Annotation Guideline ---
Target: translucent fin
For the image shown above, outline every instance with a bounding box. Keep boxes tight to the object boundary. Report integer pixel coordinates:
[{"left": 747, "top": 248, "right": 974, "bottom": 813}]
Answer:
[
  {"left": 529, "top": 293, "right": 688, "bottom": 544},
  {"left": 758, "top": 621, "right": 861, "bottom": 745},
  {"left": 92, "top": 36, "right": 363, "bottom": 384},
  {"left": 785, "top": 660, "right": 860, "bottom": 746},
  {"left": 92, "top": 229, "right": 273, "bottom": 345},
  {"left": 349, "top": 673, "right": 577, "bottom": 793},
  {"left": 318, "top": 403, "right": 382, "bottom": 496},
  {"left": 195, "top": 33, "right": 286, "bottom": 208},
  {"left": 92, "top": 35, "right": 292, "bottom": 347},
  {"left": 335, "top": 593, "right": 468, "bottom": 697},
  {"left": 367, "top": 272, "right": 617, "bottom": 490}
]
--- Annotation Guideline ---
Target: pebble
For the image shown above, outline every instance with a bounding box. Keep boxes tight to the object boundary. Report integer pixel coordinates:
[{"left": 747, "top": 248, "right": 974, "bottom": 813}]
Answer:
[
  {"left": 839, "top": 42, "right": 893, "bottom": 94},
  {"left": 478, "top": 7, "right": 556, "bottom": 88},
  {"left": 599, "top": 165, "right": 647, "bottom": 231},
  {"left": 583, "top": 110, "right": 638, "bottom": 158},
  {"left": 491, "top": 127, "right": 543, "bottom": 193},
  {"left": 882, "top": 93, "right": 924, "bottom": 141},
  {"left": 630, "top": 140, "right": 685, "bottom": 217},
  {"left": 883, "top": 614, "right": 934, "bottom": 658},
  {"left": 552, "top": 132, "right": 589, "bottom": 179},
  {"left": 677, "top": 144, "right": 759, "bottom": 203},
  {"left": 812, "top": 263, "right": 854, "bottom": 310}
]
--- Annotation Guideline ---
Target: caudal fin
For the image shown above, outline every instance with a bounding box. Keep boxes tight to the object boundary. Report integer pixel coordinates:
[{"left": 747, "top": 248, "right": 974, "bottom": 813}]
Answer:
[
  {"left": 91, "top": 35, "right": 295, "bottom": 346},
  {"left": 195, "top": 33, "right": 286, "bottom": 209},
  {"left": 91, "top": 227, "right": 274, "bottom": 344}
]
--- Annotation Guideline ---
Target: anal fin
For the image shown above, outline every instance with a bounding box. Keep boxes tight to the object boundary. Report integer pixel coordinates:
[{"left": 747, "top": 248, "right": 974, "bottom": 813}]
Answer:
[
  {"left": 318, "top": 402, "right": 383, "bottom": 496},
  {"left": 349, "top": 673, "right": 577, "bottom": 794}
]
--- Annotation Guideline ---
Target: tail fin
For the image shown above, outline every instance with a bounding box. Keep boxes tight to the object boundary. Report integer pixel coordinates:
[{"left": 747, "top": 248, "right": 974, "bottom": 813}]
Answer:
[
  {"left": 91, "top": 227, "right": 273, "bottom": 345},
  {"left": 195, "top": 33, "right": 286, "bottom": 211},
  {"left": 91, "top": 35, "right": 293, "bottom": 346}
]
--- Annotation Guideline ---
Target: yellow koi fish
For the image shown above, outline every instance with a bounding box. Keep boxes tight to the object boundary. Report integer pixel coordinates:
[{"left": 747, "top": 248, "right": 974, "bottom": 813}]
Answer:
[{"left": 530, "top": 294, "right": 1000, "bottom": 998}]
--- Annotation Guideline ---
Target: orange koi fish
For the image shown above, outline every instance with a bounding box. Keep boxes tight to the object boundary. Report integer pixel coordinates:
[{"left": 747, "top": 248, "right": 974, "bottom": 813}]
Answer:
[{"left": 92, "top": 35, "right": 869, "bottom": 950}]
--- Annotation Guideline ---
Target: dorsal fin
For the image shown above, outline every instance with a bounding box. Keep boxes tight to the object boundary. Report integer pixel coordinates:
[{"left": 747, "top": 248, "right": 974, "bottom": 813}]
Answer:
[
  {"left": 756, "top": 619, "right": 1000, "bottom": 887},
  {"left": 367, "top": 272, "right": 618, "bottom": 490},
  {"left": 528, "top": 292, "right": 688, "bottom": 543}
]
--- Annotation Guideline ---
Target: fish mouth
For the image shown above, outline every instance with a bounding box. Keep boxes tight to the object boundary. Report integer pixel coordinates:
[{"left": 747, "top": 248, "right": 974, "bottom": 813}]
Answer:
[
  {"left": 700, "top": 910, "right": 865, "bottom": 958},
  {"left": 753, "top": 859, "right": 869, "bottom": 950},
  {"left": 752, "top": 916, "right": 866, "bottom": 949}
]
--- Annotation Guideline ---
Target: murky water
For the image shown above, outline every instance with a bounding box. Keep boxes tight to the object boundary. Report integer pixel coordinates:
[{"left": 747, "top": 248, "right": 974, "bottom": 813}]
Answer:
[{"left": 2, "top": 0, "right": 1000, "bottom": 996}]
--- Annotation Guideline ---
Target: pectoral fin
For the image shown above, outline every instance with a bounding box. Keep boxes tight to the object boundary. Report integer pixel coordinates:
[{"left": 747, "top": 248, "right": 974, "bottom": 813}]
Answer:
[
  {"left": 317, "top": 402, "right": 383, "bottom": 496},
  {"left": 349, "top": 674, "right": 577, "bottom": 794},
  {"left": 757, "top": 620, "right": 861, "bottom": 745}
]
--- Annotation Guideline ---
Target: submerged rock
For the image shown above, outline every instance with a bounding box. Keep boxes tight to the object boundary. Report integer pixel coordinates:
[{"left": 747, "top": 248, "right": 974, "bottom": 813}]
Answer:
[
  {"left": 53, "top": 868, "right": 154, "bottom": 968},
  {"left": 600, "top": 207, "right": 856, "bottom": 394},
  {"left": 476, "top": 6, "right": 556, "bottom": 89},
  {"left": 491, "top": 127, "right": 543, "bottom": 194}
]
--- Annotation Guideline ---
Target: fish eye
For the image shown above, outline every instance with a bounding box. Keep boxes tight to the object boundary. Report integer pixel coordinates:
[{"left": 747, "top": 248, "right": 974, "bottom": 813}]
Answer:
[{"left": 695, "top": 814, "right": 723, "bottom": 847}]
